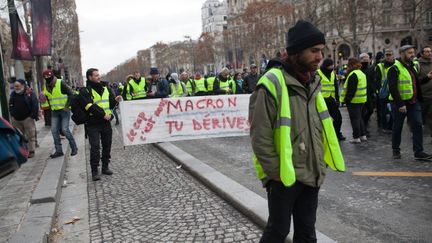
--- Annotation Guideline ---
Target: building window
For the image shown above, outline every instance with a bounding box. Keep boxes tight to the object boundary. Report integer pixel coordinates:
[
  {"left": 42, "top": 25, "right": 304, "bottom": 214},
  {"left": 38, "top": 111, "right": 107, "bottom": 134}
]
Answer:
[
  {"left": 426, "top": 11, "right": 432, "bottom": 25},
  {"left": 382, "top": 0, "right": 392, "bottom": 9},
  {"left": 383, "top": 11, "right": 391, "bottom": 27},
  {"left": 405, "top": 12, "right": 414, "bottom": 25}
]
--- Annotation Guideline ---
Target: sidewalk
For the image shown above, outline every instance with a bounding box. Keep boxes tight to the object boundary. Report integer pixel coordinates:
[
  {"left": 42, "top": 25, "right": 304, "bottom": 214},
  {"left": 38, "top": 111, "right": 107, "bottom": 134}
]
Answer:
[{"left": 0, "top": 119, "right": 53, "bottom": 242}]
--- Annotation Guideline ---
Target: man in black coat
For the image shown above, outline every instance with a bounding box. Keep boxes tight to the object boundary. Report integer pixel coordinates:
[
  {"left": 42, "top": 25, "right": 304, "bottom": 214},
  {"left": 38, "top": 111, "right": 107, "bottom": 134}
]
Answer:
[{"left": 77, "top": 68, "right": 122, "bottom": 181}]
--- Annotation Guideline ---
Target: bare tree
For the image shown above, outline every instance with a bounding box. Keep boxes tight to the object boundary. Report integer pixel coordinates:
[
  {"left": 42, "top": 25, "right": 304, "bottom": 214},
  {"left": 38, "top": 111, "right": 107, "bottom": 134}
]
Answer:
[{"left": 51, "top": 0, "right": 83, "bottom": 86}]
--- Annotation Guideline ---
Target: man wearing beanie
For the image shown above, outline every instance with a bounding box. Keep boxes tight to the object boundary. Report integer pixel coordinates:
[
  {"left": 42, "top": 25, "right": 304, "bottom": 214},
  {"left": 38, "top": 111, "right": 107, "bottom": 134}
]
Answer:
[
  {"left": 146, "top": 67, "right": 170, "bottom": 98},
  {"left": 317, "top": 58, "right": 346, "bottom": 141},
  {"left": 249, "top": 20, "right": 345, "bottom": 242}
]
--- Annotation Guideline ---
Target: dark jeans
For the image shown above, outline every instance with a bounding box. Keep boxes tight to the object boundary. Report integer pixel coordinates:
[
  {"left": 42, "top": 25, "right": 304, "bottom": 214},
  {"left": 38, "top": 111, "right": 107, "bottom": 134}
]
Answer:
[
  {"left": 260, "top": 181, "right": 319, "bottom": 243},
  {"left": 112, "top": 107, "right": 119, "bottom": 123},
  {"left": 362, "top": 98, "right": 374, "bottom": 130},
  {"left": 421, "top": 100, "right": 432, "bottom": 136},
  {"left": 51, "top": 110, "right": 77, "bottom": 153},
  {"left": 325, "top": 97, "right": 343, "bottom": 138},
  {"left": 87, "top": 123, "right": 113, "bottom": 174},
  {"left": 347, "top": 103, "right": 366, "bottom": 139},
  {"left": 392, "top": 102, "right": 423, "bottom": 154},
  {"left": 379, "top": 99, "right": 393, "bottom": 130},
  {"left": 44, "top": 109, "right": 51, "bottom": 126}
]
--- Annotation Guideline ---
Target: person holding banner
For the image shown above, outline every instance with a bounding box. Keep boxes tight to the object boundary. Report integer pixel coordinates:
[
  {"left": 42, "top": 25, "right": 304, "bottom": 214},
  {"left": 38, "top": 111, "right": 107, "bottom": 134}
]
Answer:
[
  {"left": 124, "top": 71, "right": 147, "bottom": 100},
  {"left": 213, "top": 67, "right": 234, "bottom": 95},
  {"left": 168, "top": 73, "right": 188, "bottom": 98},
  {"left": 77, "top": 68, "right": 122, "bottom": 181},
  {"left": 249, "top": 20, "right": 345, "bottom": 242},
  {"left": 146, "top": 68, "right": 170, "bottom": 99},
  {"left": 180, "top": 72, "right": 195, "bottom": 96}
]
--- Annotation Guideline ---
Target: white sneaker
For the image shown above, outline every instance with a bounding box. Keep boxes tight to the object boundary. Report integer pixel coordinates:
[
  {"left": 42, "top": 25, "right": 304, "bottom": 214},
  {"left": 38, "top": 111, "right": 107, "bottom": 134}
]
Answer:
[
  {"left": 360, "top": 136, "right": 367, "bottom": 141},
  {"left": 350, "top": 138, "right": 361, "bottom": 144}
]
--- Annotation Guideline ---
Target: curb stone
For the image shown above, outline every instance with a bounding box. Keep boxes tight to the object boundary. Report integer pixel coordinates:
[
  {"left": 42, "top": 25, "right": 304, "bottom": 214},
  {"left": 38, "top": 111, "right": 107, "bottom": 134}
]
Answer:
[{"left": 155, "top": 142, "right": 336, "bottom": 243}]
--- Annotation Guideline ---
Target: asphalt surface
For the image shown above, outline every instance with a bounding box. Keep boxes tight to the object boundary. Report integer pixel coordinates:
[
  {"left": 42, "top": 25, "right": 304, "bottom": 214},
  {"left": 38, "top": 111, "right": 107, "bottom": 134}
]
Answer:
[
  {"left": 173, "top": 108, "right": 432, "bottom": 243},
  {"left": 86, "top": 126, "right": 262, "bottom": 242}
]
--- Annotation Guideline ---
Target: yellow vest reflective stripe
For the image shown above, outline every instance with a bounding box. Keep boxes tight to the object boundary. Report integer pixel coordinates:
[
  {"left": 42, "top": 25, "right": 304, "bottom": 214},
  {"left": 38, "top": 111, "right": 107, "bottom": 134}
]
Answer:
[
  {"left": 206, "top": 77, "right": 215, "bottom": 91},
  {"left": 317, "top": 69, "right": 336, "bottom": 98},
  {"left": 91, "top": 87, "right": 112, "bottom": 115},
  {"left": 389, "top": 60, "right": 415, "bottom": 101},
  {"left": 195, "top": 78, "right": 207, "bottom": 92},
  {"left": 169, "top": 83, "right": 184, "bottom": 97},
  {"left": 219, "top": 80, "right": 230, "bottom": 93},
  {"left": 229, "top": 78, "right": 236, "bottom": 94},
  {"left": 127, "top": 78, "right": 147, "bottom": 99},
  {"left": 185, "top": 80, "right": 194, "bottom": 95},
  {"left": 340, "top": 70, "right": 367, "bottom": 103},
  {"left": 40, "top": 99, "right": 50, "bottom": 109},
  {"left": 253, "top": 68, "right": 345, "bottom": 187},
  {"left": 43, "top": 79, "right": 68, "bottom": 110}
]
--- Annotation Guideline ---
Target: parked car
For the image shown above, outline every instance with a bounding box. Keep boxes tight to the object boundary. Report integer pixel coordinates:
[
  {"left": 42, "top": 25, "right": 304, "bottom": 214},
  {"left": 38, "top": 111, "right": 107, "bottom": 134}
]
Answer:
[{"left": 0, "top": 116, "right": 28, "bottom": 178}]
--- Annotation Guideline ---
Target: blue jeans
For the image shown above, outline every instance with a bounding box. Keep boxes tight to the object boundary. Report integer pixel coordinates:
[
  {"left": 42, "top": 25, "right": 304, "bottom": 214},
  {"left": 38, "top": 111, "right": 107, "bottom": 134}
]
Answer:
[
  {"left": 51, "top": 110, "right": 77, "bottom": 153},
  {"left": 392, "top": 102, "right": 423, "bottom": 154}
]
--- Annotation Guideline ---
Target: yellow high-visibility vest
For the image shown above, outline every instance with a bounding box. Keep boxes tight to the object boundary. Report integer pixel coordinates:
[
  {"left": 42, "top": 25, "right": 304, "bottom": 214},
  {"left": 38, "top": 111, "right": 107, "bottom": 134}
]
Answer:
[
  {"left": 253, "top": 68, "right": 345, "bottom": 187},
  {"left": 43, "top": 79, "right": 68, "bottom": 111},
  {"left": 317, "top": 69, "right": 336, "bottom": 99},
  {"left": 340, "top": 70, "right": 367, "bottom": 103}
]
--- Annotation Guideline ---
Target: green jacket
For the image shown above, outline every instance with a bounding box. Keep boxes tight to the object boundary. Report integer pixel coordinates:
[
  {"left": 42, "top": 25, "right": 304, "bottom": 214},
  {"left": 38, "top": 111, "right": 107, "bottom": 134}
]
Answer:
[{"left": 249, "top": 68, "right": 326, "bottom": 187}]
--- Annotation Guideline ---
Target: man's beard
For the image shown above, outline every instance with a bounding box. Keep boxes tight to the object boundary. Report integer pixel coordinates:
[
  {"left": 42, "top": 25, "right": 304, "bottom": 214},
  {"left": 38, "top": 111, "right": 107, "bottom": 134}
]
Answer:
[{"left": 297, "top": 56, "right": 320, "bottom": 72}]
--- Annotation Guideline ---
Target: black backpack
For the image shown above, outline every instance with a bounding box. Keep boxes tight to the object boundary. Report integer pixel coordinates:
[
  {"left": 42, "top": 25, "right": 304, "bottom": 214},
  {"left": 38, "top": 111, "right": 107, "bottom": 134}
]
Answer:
[{"left": 70, "top": 87, "right": 90, "bottom": 125}]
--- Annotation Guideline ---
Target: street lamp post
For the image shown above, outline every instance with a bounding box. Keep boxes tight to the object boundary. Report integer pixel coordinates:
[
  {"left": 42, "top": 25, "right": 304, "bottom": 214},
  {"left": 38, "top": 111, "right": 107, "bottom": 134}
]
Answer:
[{"left": 332, "top": 39, "right": 337, "bottom": 71}]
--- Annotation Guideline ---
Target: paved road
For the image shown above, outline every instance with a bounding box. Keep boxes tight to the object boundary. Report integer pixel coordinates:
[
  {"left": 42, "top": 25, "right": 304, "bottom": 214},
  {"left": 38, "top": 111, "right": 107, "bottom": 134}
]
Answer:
[
  {"left": 173, "top": 108, "right": 432, "bottom": 243},
  {"left": 86, "top": 126, "right": 262, "bottom": 242}
]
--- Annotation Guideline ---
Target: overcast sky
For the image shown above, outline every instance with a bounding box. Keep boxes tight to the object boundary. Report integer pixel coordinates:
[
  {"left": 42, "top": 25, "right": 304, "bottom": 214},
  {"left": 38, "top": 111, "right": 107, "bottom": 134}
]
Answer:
[{"left": 75, "top": 0, "right": 205, "bottom": 74}]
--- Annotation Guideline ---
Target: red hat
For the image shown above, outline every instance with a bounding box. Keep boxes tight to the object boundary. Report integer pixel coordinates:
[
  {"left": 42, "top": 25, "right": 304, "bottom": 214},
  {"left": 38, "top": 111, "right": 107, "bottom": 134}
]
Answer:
[{"left": 42, "top": 70, "right": 53, "bottom": 77}]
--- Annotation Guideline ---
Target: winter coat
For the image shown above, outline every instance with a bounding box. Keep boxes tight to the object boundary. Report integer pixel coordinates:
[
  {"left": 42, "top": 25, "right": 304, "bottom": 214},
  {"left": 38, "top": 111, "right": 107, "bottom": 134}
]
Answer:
[
  {"left": 249, "top": 64, "right": 326, "bottom": 188},
  {"left": 419, "top": 57, "right": 432, "bottom": 101},
  {"left": 9, "top": 87, "right": 39, "bottom": 120}
]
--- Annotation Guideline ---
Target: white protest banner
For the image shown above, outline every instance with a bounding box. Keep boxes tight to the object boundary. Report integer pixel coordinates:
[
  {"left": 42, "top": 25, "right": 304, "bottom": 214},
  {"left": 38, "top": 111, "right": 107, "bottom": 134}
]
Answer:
[{"left": 119, "top": 94, "right": 251, "bottom": 146}]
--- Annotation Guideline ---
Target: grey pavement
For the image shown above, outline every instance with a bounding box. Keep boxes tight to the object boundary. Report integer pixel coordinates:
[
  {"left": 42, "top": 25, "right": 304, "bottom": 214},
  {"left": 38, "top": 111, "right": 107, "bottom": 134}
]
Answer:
[
  {"left": 51, "top": 125, "right": 90, "bottom": 242},
  {"left": 0, "top": 118, "right": 77, "bottom": 243},
  {"left": 0, "top": 120, "right": 52, "bottom": 243},
  {"left": 71, "top": 125, "right": 262, "bottom": 242},
  {"left": 173, "top": 108, "right": 432, "bottom": 243}
]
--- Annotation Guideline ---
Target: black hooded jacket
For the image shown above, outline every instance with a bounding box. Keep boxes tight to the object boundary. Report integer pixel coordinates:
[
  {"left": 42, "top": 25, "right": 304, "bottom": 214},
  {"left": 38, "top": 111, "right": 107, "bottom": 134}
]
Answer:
[{"left": 77, "top": 81, "right": 117, "bottom": 126}]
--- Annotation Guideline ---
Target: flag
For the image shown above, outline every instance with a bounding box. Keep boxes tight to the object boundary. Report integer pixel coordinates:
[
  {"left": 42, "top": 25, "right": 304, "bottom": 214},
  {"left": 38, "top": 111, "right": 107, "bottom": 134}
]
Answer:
[
  {"left": 31, "top": 0, "right": 52, "bottom": 55},
  {"left": 10, "top": 12, "right": 33, "bottom": 60}
]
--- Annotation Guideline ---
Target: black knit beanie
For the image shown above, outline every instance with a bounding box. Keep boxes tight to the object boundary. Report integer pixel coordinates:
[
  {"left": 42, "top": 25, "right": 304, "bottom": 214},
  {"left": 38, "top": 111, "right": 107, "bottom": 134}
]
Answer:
[
  {"left": 321, "top": 58, "right": 334, "bottom": 69},
  {"left": 286, "top": 20, "right": 326, "bottom": 55}
]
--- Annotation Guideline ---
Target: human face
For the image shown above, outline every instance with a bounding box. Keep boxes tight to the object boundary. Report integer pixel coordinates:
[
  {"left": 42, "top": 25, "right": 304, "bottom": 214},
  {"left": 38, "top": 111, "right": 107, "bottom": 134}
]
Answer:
[
  {"left": 297, "top": 44, "right": 324, "bottom": 71},
  {"left": 14, "top": 82, "right": 24, "bottom": 93},
  {"left": 422, "top": 47, "right": 431, "bottom": 59},
  {"left": 385, "top": 53, "right": 394, "bottom": 62},
  {"left": 401, "top": 48, "right": 415, "bottom": 63},
  {"left": 151, "top": 74, "right": 160, "bottom": 81},
  {"left": 250, "top": 67, "right": 257, "bottom": 74},
  {"left": 134, "top": 72, "right": 141, "bottom": 80},
  {"left": 327, "top": 64, "right": 335, "bottom": 71},
  {"left": 360, "top": 55, "right": 370, "bottom": 64},
  {"left": 89, "top": 70, "right": 101, "bottom": 83}
]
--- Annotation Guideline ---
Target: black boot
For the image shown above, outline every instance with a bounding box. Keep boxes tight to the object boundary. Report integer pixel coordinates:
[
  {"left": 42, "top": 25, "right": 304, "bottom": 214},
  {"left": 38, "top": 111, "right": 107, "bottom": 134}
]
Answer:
[
  {"left": 91, "top": 168, "right": 100, "bottom": 181},
  {"left": 102, "top": 164, "right": 113, "bottom": 175}
]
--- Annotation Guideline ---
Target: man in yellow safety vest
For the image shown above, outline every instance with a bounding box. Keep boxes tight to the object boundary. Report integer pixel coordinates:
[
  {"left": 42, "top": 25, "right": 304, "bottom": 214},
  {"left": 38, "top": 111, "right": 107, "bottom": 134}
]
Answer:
[
  {"left": 42, "top": 69, "right": 78, "bottom": 158},
  {"left": 77, "top": 68, "right": 122, "bottom": 181},
  {"left": 388, "top": 45, "right": 432, "bottom": 160},
  {"left": 249, "top": 20, "right": 345, "bottom": 242}
]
